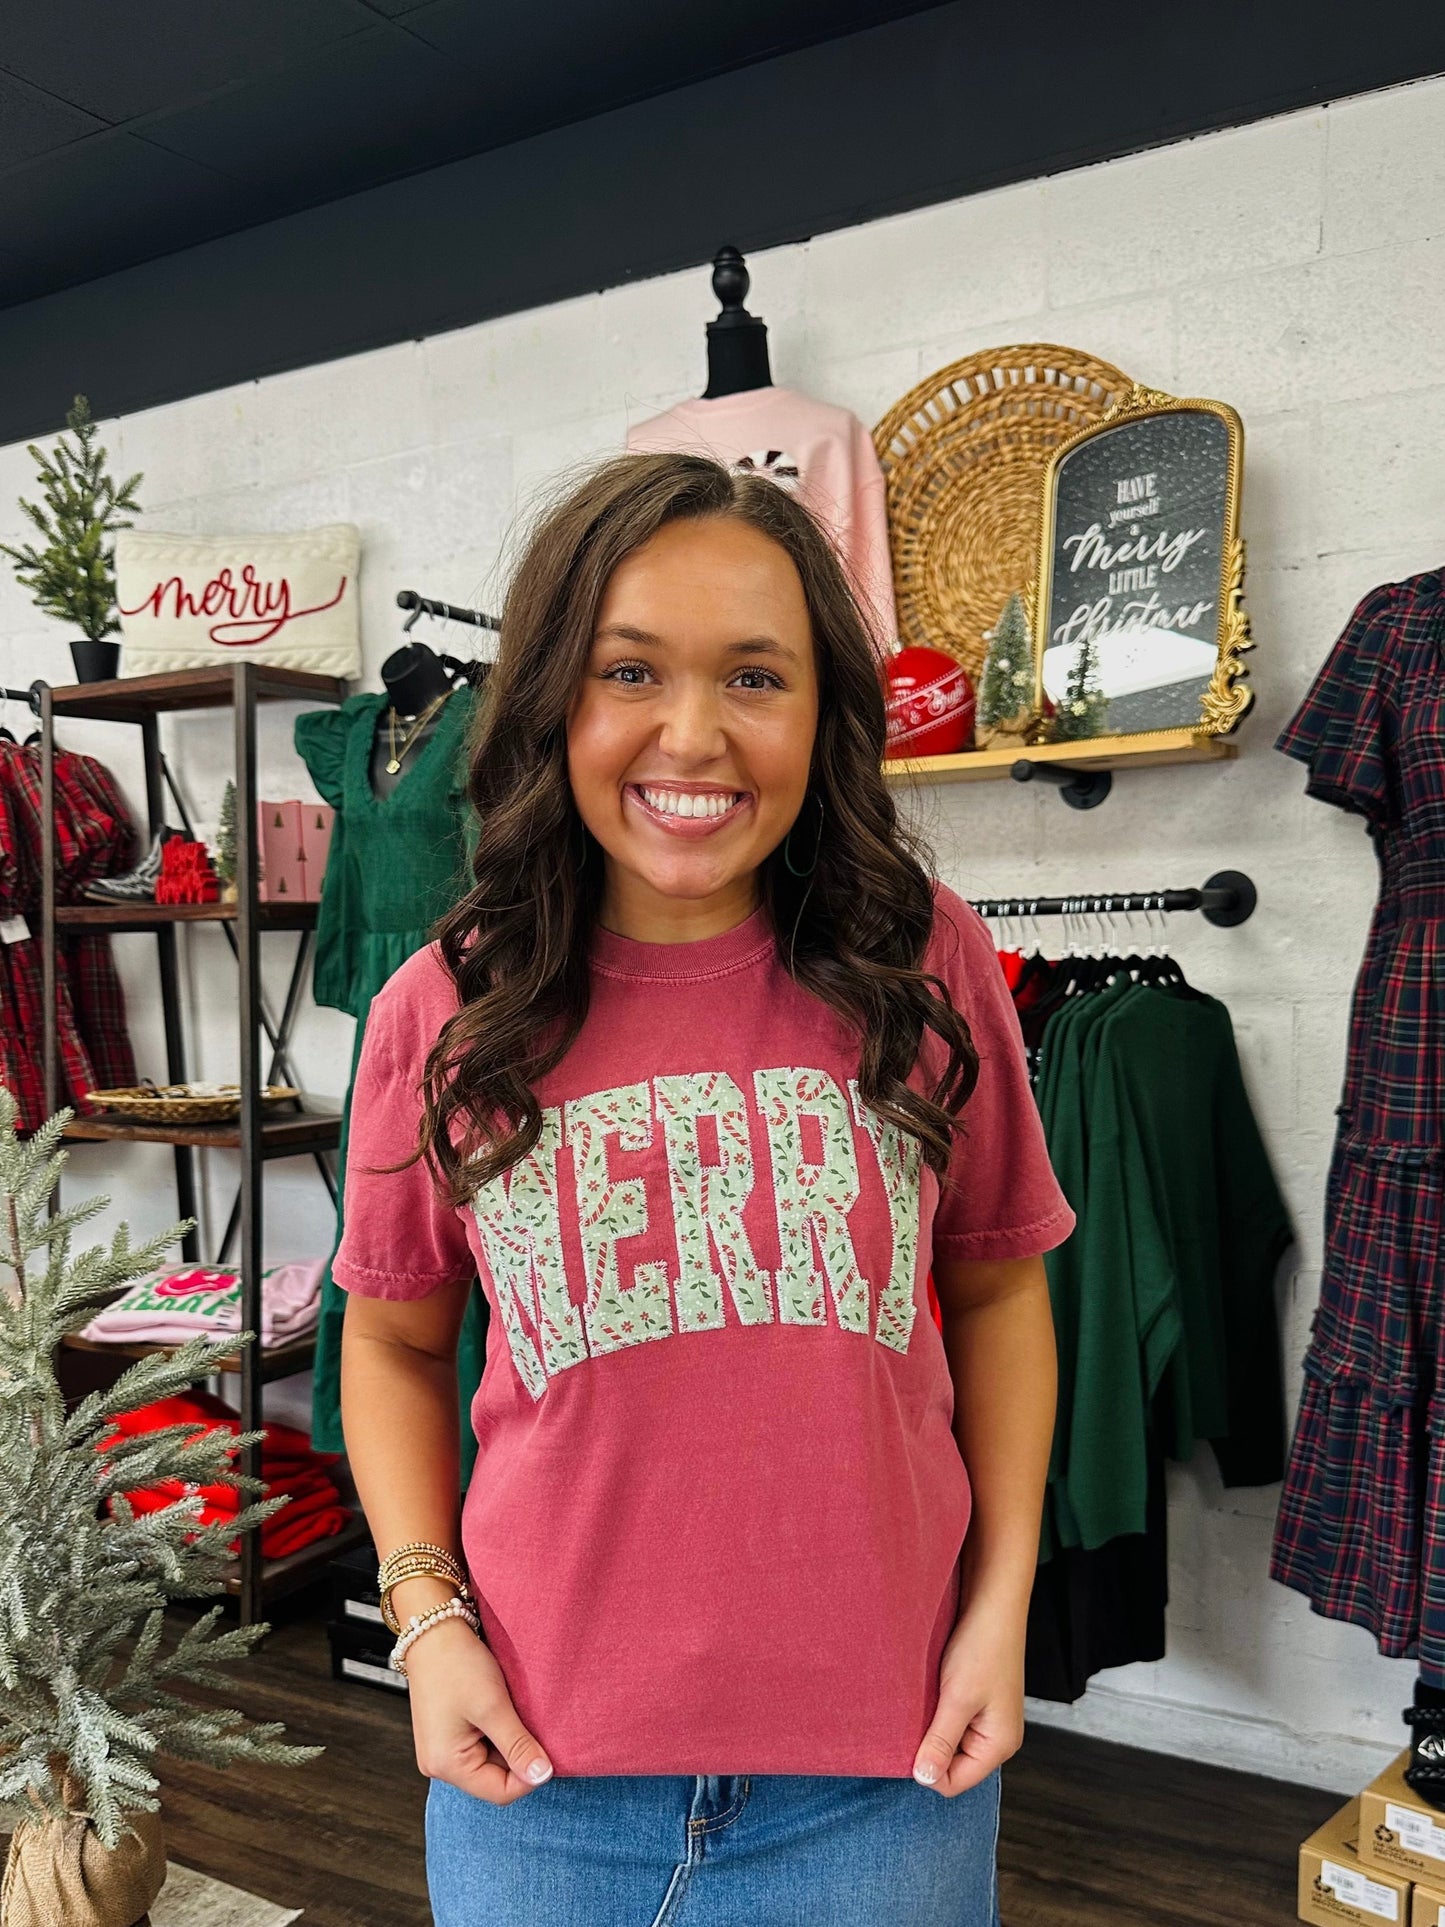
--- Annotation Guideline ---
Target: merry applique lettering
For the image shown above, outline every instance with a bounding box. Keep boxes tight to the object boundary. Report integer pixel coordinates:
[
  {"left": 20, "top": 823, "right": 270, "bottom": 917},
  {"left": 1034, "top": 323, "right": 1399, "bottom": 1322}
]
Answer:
[{"left": 470, "top": 1066, "right": 925, "bottom": 1400}]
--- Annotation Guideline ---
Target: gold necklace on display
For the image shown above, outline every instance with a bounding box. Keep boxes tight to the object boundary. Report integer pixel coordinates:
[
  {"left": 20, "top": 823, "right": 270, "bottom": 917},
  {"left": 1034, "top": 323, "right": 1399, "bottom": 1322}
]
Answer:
[{"left": 385, "top": 691, "right": 449, "bottom": 774}]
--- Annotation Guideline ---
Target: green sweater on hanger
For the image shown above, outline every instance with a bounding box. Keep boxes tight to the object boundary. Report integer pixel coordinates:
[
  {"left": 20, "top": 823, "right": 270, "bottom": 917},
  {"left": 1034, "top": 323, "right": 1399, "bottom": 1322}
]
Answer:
[
  {"left": 295, "top": 687, "right": 485, "bottom": 1476},
  {"left": 1036, "top": 976, "right": 1180, "bottom": 1561},
  {"left": 1038, "top": 980, "right": 1292, "bottom": 1558}
]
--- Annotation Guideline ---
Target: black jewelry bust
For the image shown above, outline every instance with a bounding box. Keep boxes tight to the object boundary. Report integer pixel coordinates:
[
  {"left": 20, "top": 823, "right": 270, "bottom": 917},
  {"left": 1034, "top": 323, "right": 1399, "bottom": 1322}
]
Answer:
[
  {"left": 702, "top": 246, "right": 773, "bottom": 399},
  {"left": 369, "top": 641, "right": 454, "bottom": 798}
]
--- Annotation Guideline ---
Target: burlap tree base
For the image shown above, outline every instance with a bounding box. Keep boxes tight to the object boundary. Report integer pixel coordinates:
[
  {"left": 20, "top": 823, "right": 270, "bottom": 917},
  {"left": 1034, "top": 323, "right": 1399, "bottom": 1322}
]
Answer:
[{"left": 2, "top": 1806, "right": 166, "bottom": 1927}]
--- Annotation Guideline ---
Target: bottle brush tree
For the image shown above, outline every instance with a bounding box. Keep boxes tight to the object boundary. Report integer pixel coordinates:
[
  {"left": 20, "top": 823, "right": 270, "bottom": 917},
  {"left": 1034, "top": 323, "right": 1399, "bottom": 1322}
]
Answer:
[
  {"left": 0, "top": 395, "right": 143, "bottom": 643},
  {"left": 977, "top": 591, "right": 1035, "bottom": 733},
  {"left": 0, "top": 1090, "right": 320, "bottom": 1927},
  {"left": 215, "top": 781, "right": 238, "bottom": 888},
  {"left": 1052, "top": 627, "right": 1110, "bottom": 741}
]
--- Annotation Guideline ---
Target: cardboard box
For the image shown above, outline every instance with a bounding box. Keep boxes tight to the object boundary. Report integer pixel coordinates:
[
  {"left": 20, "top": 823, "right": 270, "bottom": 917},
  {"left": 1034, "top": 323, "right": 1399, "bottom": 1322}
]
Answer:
[
  {"left": 256, "top": 800, "right": 305, "bottom": 904},
  {"left": 1300, "top": 1799, "right": 1412, "bottom": 1925},
  {"left": 1413, "top": 1879, "right": 1445, "bottom": 1927},
  {"left": 1362, "top": 1751, "right": 1445, "bottom": 1883},
  {"left": 298, "top": 802, "right": 335, "bottom": 901}
]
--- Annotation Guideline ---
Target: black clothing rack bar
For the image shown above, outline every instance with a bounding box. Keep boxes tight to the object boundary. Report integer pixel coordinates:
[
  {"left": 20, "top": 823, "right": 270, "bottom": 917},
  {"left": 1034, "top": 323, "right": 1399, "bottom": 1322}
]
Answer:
[
  {"left": 1, "top": 681, "right": 45, "bottom": 714},
  {"left": 396, "top": 589, "right": 501, "bottom": 632},
  {"left": 970, "top": 869, "right": 1257, "bottom": 929}
]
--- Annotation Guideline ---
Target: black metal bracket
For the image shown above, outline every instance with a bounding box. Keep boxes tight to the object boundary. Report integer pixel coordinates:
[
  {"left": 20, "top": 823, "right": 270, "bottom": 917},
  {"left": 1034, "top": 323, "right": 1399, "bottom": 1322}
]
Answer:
[
  {"left": 1011, "top": 758, "right": 1113, "bottom": 810},
  {"left": 1199, "top": 869, "right": 1257, "bottom": 927}
]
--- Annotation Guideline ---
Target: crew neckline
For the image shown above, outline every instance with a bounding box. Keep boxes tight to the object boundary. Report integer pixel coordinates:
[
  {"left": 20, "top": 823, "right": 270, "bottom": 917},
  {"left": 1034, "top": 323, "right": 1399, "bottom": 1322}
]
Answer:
[
  {"left": 670, "top": 385, "right": 792, "bottom": 412},
  {"left": 589, "top": 902, "right": 776, "bottom": 981}
]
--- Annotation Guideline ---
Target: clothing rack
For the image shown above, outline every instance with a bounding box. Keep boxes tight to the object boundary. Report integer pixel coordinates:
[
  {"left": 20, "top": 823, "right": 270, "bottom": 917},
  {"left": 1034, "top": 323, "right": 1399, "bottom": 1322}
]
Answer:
[
  {"left": 970, "top": 869, "right": 1257, "bottom": 929},
  {"left": 1, "top": 681, "right": 45, "bottom": 714},
  {"left": 396, "top": 589, "right": 501, "bottom": 632}
]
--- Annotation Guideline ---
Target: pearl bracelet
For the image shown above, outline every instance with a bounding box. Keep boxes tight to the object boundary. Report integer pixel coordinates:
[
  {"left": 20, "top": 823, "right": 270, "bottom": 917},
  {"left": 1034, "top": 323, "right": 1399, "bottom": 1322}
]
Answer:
[{"left": 389, "top": 1595, "right": 480, "bottom": 1677}]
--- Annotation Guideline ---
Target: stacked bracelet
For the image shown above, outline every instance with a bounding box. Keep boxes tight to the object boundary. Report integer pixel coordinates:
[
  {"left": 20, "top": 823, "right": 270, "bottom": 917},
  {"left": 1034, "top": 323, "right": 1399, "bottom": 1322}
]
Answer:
[
  {"left": 390, "top": 1595, "right": 480, "bottom": 1677},
  {"left": 378, "top": 1540, "right": 469, "bottom": 1635}
]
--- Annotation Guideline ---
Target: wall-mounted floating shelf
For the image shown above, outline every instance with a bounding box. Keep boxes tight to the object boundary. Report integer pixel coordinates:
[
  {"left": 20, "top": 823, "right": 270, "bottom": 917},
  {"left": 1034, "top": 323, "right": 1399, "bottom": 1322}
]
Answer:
[{"left": 881, "top": 727, "right": 1238, "bottom": 808}]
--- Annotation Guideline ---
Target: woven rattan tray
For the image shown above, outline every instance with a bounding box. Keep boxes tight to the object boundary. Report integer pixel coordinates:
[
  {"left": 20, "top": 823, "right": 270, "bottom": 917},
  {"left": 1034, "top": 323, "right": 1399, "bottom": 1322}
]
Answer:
[
  {"left": 873, "top": 344, "right": 1133, "bottom": 683},
  {"left": 85, "top": 1083, "right": 301, "bottom": 1124}
]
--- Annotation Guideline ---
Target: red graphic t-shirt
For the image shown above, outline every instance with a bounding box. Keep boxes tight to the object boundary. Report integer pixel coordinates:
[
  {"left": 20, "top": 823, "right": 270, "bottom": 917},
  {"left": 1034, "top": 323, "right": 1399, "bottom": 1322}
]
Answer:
[{"left": 333, "top": 881, "right": 1073, "bottom": 1776}]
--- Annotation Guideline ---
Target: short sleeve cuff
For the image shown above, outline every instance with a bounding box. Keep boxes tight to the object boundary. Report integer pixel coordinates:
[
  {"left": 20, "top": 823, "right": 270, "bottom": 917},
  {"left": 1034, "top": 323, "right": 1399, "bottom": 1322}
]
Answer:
[
  {"left": 932, "top": 1202, "right": 1077, "bottom": 1264},
  {"left": 331, "top": 1254, "right": 470, "bottom": 1300}
]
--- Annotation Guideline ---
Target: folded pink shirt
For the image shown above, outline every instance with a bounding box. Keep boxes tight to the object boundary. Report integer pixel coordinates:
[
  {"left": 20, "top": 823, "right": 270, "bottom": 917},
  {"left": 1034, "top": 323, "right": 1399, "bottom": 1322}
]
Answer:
[{"left": 81, "top": 1259, "right": 324, "bottom": 1348}]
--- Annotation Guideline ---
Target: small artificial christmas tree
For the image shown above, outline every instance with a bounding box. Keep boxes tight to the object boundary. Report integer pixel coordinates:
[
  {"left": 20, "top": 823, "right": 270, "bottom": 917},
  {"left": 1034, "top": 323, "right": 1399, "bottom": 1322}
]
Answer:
[
  {"left": 0, "top": 395, "right": 143, "bottom": 642},
  {"left": 1052, "top": 628, "right": 1110, "bottom": 742},
  {"left": 0, "top": 1090, "right": 320, "bottom": 1927},
  {"left": 214, "top": 781, "right": 238, "bottom": 895},
  {"left": 976, "top": 592, "right": 1036, "bottom": 741}
]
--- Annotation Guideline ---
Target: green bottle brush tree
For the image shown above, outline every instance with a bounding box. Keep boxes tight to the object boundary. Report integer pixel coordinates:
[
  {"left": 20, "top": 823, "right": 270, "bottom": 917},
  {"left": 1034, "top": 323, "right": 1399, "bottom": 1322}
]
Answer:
[
  {"left": 976, "top": 591, "right": 1038, "bottom": 746},
  {"left": 0, "top": 395, "right": 143, "bottom": 683},
  {"left": 0, "top": 1090, "right": 320, "bottom": 1927}
]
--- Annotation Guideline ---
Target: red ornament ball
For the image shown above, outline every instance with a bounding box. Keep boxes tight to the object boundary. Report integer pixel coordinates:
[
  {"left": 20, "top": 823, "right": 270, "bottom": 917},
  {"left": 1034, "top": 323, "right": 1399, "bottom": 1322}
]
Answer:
[{"left": 883, "top": 646, "right": 976, "bottom": 757}]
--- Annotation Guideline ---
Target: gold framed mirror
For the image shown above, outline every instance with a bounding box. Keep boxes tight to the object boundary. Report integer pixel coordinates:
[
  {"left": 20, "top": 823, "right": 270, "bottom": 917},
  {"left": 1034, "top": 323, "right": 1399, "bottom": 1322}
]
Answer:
[{"left": 1029, "top": 384, "right": 1254, "bottom": 743}]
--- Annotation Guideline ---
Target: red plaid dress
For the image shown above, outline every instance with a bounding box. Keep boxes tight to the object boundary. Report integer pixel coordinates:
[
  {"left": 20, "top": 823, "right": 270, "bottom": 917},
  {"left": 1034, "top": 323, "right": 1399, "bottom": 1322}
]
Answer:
[
  {"left": 1270, "top": 568, "right": 1445, "bottom": 1680},
  {"left": 0, "top": 742, "right": 137, "bottom": 1130}
]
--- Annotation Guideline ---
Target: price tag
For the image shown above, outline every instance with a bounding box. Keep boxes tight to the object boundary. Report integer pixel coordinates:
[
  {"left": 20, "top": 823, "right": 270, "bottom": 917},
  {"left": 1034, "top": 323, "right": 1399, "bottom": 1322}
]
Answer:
[
  {"left": 1320, "top": 1858, "right": 1399, "bottom": 1920},
  {"left": 0, "top": 915, "right": 30, "bottom": 945}
]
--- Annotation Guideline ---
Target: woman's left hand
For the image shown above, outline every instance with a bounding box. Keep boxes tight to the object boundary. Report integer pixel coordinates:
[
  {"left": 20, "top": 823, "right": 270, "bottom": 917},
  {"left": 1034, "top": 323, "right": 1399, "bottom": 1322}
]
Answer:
[{"left": 911, "top": 1592, "right": 1027, "bottom": 1796}]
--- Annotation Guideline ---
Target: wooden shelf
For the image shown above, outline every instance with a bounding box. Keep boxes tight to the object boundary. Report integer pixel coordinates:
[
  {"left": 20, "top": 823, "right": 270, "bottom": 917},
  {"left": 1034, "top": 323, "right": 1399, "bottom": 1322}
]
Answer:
[
  {"left": 47, "top": 664, "right": 346, "bottom": 722},
  {"left": 63, "top": 1329, "right": 316, "bottom": 1382},
  {"left": 881, "top": 728, "right": 1239, "bottom": 787},
  {"left": 63, "top": 1110, "right": 341, "bottom": 1154},
  {"left": 222, "top": 1511, "right": 369, "bottom": 1603},
  {"left": 57, "top": 900, "right": 317, "bottom": 931}
]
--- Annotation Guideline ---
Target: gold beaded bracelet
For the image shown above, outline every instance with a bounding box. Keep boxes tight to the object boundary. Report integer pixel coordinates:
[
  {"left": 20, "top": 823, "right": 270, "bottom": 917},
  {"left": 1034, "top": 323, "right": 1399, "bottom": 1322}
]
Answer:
[{"left": 378, "top": 1541, "right": 469, "bottom": 1635}]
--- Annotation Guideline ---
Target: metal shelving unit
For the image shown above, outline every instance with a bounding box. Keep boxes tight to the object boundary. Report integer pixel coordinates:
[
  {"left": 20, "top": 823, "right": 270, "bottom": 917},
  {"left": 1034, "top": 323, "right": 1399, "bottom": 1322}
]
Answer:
[{"left": 39, "top": 661, "right": 364, "bottom": 1623}]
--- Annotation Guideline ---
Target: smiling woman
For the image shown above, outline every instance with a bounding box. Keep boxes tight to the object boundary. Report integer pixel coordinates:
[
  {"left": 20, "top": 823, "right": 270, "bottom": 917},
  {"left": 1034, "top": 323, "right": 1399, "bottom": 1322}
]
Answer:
[
  {"left": 331, "top": 450, "right": 1073, "bottom": 1927},
  {"left": 419, "top": 449, "right": 978, "bottom": 1204},
  {"left": 567, "top": 515, "right": 820, "bottom": 939}
]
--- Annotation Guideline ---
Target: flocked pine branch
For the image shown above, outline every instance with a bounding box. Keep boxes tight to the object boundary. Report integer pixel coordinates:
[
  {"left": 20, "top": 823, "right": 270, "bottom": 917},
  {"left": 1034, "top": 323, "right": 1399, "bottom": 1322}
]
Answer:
[
  {"left": 0, "top": 1088, "right": 321, "bottom": 1848},
  {"left": 0, "top": 394, "right": 143, "bottom": 643}
]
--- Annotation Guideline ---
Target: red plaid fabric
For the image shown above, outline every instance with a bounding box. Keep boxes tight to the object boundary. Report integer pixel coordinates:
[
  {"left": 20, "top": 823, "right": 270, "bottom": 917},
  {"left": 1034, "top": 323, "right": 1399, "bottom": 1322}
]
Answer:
[
  {"left": 57, "top": 752, "right": 138, "bottom": 1092},
  {"left": 0, "top": 742, "right": 138, "bottom": 1129},
  {"left": 1270, "top": 569, "right": 1445, "bottom": 1679},
  {"left": 0, "top": 770, "right": 45, "bottom": 1126}
]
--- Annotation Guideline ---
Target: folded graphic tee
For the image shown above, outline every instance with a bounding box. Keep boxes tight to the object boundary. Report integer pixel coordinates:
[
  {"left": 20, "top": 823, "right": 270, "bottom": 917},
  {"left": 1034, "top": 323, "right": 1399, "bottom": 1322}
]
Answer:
[
  {"left": 334, "top": 881, "right": 1073, "bottom": 1776},
  {"left": 79, "top": 1260, "right": 324, "bottom": 1348},
  {"left": 626, "top": 385, "right": 899, "bottom": 652}
]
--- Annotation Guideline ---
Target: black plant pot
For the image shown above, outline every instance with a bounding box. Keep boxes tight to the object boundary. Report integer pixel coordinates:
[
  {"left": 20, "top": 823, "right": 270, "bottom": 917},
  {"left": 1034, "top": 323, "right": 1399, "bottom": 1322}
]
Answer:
[{"left": 69, "top": 638, "right": 121, "bottom": 683}]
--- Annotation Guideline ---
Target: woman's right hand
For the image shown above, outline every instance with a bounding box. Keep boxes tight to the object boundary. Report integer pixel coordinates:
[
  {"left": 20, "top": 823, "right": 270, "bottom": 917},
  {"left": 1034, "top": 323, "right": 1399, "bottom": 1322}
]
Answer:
[{"left": 405, "top": 1617, "right": 555, "bottom": 1805}]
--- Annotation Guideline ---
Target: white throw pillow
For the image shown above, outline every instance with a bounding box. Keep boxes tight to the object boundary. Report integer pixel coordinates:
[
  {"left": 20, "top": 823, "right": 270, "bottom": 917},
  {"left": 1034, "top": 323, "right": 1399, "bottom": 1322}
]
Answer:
[{"left": 115, "top": 523, "right": 361, "bottom": 678}]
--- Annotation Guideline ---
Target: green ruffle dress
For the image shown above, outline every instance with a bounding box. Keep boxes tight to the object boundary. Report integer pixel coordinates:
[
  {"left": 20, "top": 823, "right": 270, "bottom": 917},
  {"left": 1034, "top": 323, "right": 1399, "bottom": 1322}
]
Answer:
[{"left": 295, "top": 687, "right": 484, "bottom": 1477}]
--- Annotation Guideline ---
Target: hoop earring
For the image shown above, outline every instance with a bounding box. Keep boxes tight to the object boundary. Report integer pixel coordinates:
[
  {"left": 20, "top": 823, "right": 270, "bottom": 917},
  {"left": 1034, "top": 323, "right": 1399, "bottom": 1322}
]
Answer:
[{"left": 782, "top": 791, "right": 824, "bottom": 878}]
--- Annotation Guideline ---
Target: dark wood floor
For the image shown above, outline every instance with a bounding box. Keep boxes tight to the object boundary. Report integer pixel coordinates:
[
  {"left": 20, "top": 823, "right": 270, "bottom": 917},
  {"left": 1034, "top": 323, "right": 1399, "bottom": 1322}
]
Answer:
[{"left": 158, "top": 1601, "right": 1340, "bottom": 1925}]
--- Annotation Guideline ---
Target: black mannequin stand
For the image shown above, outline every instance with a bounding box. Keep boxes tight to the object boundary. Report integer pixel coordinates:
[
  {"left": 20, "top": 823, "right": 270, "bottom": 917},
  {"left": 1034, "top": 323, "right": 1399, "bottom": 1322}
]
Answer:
[
  {"left": 370, "top": 641, "right": 454, "bottom": 798},
  {"left": 703, "top": 245, "right": 773, "bottom": 398}
]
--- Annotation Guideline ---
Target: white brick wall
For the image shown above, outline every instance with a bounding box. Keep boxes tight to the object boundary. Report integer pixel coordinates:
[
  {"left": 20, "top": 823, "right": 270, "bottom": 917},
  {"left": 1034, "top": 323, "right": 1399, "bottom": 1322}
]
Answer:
[{"left": 5, "top": 74, "right": 1444, "bottom": 1793}]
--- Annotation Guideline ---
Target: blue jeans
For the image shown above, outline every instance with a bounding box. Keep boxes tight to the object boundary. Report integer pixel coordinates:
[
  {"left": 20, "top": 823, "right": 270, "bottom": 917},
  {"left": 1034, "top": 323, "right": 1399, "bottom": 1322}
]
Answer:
[{"left": 427, "top": 1769, "right": 1003, "bottom": 1926}]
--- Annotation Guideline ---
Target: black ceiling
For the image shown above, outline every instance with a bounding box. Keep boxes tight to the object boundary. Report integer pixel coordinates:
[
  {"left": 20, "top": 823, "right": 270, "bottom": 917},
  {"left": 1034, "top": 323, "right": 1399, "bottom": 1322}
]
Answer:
[
  {"left": 1, "top": 2, "right": 1443, "bottom": 446},
  {"left": 0, "top": 0, "right": 947, "bottom": 308}
]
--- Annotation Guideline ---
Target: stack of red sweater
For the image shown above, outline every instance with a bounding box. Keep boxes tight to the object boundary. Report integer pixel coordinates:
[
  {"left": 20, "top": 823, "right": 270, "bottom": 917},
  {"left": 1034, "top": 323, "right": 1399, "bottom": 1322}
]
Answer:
[{"left": 101, "top": 1389, "right": 348, "bottom": 1559}]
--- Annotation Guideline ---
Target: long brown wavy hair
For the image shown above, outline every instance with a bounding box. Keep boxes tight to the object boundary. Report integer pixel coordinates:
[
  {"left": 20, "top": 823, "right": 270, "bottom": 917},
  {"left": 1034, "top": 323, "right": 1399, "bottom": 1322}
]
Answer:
[{"left": 417, "top": 450, "right": 978, "bottom": 1205}]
